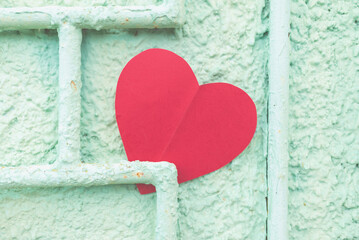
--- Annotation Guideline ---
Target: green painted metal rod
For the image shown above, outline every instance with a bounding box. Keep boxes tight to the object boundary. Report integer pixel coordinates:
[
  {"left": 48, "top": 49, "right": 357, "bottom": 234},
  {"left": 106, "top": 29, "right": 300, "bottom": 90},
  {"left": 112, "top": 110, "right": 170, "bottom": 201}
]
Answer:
[
  {"left": 0, "top": 2, "right": 183, "bottom": 30},
  {"left": 268, "top": 0, "right": 290, "bottom": 239},
  {"left": 57, "top": 24, "right": 82, "bottom": 166}
]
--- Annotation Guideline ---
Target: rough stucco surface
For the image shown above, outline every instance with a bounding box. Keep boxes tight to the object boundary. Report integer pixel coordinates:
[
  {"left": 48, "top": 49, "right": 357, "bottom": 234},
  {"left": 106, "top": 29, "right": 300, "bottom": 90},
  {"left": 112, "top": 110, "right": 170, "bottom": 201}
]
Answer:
[
  {"left": 289, "top": 0, "right": 359, "bottom": 239},
  {"left": 0, "top": 0, "right": 268, "bottom": 239},
  {"left": 0, "top": 31, "right": 59, "bottom": 167}
]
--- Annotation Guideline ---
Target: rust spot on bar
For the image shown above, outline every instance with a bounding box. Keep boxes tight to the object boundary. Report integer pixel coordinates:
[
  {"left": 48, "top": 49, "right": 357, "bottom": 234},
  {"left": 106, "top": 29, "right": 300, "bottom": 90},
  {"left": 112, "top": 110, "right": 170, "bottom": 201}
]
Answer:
[
  {"left": 70, "top": 80, "right": 77, "bottom": 90},
  {"left": 136, "top": 172, "right": 144, "bottom": 178}
]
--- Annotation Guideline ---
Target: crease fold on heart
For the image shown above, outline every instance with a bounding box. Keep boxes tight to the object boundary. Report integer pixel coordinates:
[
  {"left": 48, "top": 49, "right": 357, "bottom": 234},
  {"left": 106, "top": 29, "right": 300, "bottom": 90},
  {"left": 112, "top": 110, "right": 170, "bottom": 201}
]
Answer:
[{"left": 115, "top": 48, "right": 257, "bottom": 194}]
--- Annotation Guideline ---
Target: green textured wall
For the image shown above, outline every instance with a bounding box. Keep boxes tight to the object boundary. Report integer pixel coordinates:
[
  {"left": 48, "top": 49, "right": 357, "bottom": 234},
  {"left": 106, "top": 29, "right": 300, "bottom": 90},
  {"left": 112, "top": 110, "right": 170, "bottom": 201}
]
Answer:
[
  {"left": 0, "top": 0, "right": 358, "bottom": 239},
  {"left": 0, "top": 0, "right": 268, "bottom": 239},
  {"left": 289, "top": 0, "right": 359, "bottom": 239}
]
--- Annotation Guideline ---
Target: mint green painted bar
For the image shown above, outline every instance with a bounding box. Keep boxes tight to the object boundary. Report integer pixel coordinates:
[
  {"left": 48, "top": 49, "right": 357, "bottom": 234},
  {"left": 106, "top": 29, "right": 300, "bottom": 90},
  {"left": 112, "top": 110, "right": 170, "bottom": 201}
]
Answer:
[
  {"left": 0, "top": 0, "right": 183, "bottom": 30},
  {"left": 57, "top": 24, "right": 82, "bottom": 166},
  {"left": 268, "top": 0, "right": 290, "bottom": 239}
]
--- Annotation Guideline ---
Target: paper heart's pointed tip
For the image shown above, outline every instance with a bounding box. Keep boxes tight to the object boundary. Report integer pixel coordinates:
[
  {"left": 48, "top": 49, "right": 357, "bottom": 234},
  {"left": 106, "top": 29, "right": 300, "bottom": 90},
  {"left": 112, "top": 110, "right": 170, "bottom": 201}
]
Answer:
[
  {"left": 137, "top": 184, "right": 156, "bottom": 194},
  {"left": 116, "top": 48, "right": 257, "bottom": 194}
]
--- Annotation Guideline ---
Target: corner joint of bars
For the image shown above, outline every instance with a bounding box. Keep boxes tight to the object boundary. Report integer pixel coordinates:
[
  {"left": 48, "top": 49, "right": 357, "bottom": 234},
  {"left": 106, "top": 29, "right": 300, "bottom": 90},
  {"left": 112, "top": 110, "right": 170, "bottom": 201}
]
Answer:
[
  {"left": 0, "top": 161, "right": 179, "bottom": 239},
  {"left": 0, "top": 161, "right": 178, "bottom": 190}
]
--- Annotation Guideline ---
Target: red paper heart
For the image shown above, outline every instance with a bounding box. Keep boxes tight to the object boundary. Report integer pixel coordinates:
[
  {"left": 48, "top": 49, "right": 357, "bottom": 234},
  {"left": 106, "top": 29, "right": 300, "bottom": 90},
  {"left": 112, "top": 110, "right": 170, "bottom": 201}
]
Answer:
[{"left": 115, "top": 49, "right": 257, "bottom": 194}]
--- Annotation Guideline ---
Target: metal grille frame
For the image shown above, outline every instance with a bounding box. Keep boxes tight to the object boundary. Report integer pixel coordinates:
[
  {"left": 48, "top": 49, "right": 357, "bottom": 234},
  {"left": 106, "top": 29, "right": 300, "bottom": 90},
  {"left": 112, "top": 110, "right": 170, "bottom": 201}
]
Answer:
[{"left": 0, "top": 1, "right": 184, "bottom": 239}]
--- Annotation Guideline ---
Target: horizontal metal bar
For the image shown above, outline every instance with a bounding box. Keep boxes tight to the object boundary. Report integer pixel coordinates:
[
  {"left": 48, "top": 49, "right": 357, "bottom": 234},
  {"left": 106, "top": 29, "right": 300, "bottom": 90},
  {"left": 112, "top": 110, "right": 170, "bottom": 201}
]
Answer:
[
  {"left": 0, "top": 161, "right": 176, "bottom": 188},
  {"left": 0, "top": 2, "right": 183, "bottom": 30}
]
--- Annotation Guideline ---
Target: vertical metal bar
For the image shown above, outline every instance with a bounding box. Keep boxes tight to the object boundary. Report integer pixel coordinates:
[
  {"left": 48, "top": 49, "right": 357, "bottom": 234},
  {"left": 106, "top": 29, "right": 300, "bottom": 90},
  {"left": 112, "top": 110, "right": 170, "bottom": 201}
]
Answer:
[
  {"left": 57, "top": 24, "right": 82, "bottom": 165},
  {"left": 153, "top": 163, "right": 178, "bottom": 240},
  {"left": 156, "top": 188, "right": 178, "bottom": 240},
  {"left": 268, "top": 0, "right": 290, "bottom": 239}
]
